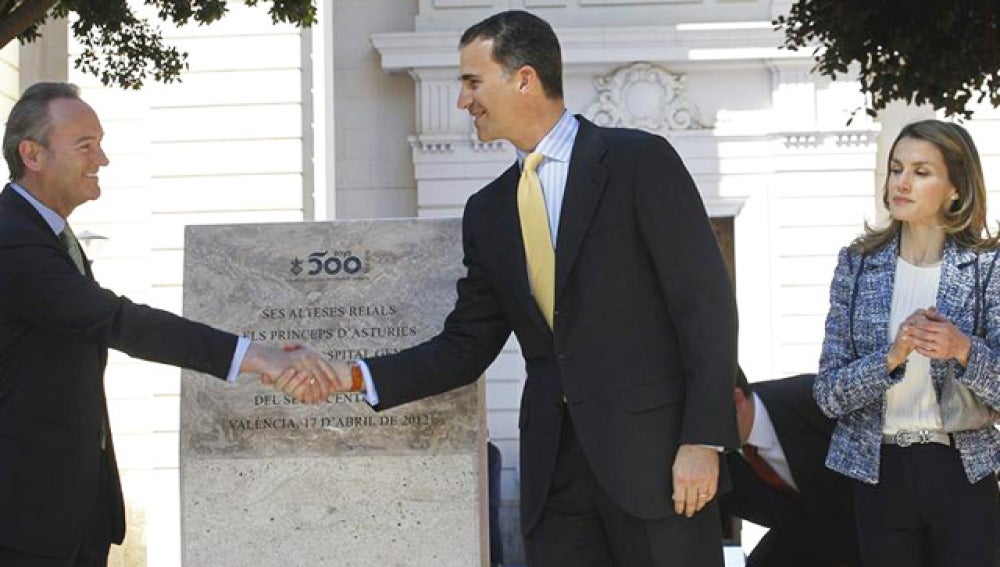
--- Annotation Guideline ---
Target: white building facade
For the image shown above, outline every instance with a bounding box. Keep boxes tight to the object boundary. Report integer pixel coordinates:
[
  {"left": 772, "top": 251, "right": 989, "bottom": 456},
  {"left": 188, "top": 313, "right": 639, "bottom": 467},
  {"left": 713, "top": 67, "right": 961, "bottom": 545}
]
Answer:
[{"left": 4, "top": 0, "right": 1000, "bottom": 565}]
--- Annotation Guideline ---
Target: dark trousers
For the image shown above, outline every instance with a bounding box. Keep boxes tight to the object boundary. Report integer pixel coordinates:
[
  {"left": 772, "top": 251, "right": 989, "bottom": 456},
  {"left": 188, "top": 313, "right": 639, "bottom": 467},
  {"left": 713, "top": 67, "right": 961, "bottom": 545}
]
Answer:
[
  {"left": 488, "top": 441, "right": 505, "bottom": 566},
  {"left": 0, "top": 454, "right": 113, "bottom": 567},
  {"left": 746, "top": 524, "right": 830, "bottom": 567},
  {"left": 525, "top": 411, "right": 723, "bottom": 567},
  {"left": 854, "top": 443, "right": 999, "bottom": 567}
]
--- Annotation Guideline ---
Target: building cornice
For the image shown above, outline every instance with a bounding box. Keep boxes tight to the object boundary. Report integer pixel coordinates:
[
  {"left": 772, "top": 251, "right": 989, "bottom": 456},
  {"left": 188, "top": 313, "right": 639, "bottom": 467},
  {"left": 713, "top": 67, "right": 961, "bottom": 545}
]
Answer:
[{"left": 372, "top": 22, "right": 809, "bottom": 73}]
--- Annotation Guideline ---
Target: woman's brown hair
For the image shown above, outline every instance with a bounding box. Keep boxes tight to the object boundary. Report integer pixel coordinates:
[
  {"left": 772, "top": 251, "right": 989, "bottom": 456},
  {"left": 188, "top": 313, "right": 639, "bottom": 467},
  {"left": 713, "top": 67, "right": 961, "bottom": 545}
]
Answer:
[{"left": 855, "top": 119, "right": 998, "bottom": 253}]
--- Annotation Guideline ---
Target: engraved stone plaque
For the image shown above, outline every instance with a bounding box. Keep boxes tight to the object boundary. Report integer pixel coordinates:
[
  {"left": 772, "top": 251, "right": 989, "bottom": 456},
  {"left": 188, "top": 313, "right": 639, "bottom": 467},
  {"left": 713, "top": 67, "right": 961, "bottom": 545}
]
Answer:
[{"left": 180, "top": 219, "right": 486, "bottom": 567}]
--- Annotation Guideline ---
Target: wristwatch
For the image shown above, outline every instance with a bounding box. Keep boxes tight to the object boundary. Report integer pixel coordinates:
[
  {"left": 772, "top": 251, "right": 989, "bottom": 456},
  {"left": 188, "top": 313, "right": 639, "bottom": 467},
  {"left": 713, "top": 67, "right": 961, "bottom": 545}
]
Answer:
[{"left": 349, "top": 361, "right": 365, "bottom": 393}]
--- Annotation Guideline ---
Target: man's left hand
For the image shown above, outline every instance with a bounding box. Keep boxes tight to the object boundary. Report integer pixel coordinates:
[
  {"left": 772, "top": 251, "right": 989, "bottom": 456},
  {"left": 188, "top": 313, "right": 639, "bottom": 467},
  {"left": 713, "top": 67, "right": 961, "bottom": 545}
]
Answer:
[{"left": 671, "top": 444, "right": 719, "bottom": 518}]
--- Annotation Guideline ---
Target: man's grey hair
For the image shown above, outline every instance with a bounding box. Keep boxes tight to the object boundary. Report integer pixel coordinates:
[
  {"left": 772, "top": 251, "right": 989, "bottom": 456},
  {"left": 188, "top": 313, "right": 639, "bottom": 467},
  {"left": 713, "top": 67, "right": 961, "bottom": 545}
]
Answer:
[{"left": 3, "top": 82, "right": 82, "bottom": 180}]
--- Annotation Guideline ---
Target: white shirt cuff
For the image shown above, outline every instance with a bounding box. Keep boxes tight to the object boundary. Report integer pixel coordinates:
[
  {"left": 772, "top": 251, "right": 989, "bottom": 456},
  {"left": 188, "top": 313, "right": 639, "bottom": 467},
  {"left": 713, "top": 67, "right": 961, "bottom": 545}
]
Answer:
[
  {"left": 225, "top": 337, "right": 252, "bottom": 383},
  {"left": 355, "top": 360, "right": 379, "bottom": 406}
]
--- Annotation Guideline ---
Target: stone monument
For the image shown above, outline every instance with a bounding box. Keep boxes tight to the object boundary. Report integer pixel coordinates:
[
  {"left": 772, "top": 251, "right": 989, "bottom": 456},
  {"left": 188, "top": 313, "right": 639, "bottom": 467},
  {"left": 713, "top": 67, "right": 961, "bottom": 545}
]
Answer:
[{"left": 180, "top": 219, "right": 486, "bottom": 566}]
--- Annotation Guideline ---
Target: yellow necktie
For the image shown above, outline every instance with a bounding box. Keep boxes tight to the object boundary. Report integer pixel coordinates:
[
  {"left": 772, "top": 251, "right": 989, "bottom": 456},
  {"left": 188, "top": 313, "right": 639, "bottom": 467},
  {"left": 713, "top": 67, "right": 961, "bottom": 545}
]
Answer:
[{"left": 517, "top": 151, "right": 555, "bottom": 329}]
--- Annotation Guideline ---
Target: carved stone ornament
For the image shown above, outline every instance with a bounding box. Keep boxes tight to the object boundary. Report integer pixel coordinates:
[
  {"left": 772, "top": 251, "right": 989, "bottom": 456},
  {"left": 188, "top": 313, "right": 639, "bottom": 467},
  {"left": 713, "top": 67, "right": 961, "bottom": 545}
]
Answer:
[{"left": 585, "top": 62, "right": 708, "bottom": 130}]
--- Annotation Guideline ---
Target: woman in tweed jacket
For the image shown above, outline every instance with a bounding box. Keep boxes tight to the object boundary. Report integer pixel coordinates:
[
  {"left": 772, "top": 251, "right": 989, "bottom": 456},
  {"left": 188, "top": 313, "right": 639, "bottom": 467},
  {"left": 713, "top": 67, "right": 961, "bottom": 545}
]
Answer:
[{"left": 814, "top": 120, "right": 1000, "bottom": 567}]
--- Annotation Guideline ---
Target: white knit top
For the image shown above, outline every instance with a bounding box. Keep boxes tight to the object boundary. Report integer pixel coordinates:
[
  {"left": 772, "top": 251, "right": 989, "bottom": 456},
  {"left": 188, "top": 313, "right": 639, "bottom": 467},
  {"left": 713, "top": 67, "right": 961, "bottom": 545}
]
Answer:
[{"left": 884, "top": 257, "right": 944, "bottom": 434}]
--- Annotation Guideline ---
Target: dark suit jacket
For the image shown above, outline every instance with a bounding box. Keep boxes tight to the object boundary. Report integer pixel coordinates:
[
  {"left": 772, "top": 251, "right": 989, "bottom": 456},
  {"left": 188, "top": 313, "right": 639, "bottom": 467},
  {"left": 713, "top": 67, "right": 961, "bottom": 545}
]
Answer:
[
  {"left": 721, "top": 374, "right": 860, "bottom": 567},
  {"left": 0, "top": 185, "right": 238, "bottom": 557},
  {"left": 365, "top": 116, "right": 739, "bottom": 534}
]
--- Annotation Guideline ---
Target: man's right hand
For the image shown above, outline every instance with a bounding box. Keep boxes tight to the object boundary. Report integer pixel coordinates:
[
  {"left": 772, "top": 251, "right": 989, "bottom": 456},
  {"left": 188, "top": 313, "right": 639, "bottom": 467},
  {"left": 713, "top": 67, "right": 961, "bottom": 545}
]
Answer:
[
  {"left": 266, "top": 360, "right": 358, "bottom": 403},
  {"left": 242, "top": 342, "right": 348, "bottom": 403}
]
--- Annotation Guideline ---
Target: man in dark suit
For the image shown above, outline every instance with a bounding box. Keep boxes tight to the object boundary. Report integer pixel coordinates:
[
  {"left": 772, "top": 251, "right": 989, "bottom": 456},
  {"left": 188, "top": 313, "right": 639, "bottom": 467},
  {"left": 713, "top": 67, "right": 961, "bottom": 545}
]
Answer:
[
  {"left": 0, "top": 82, "right": 334, "bottom": 567},
  {"left": 721, "top": 370, "right": 860, "bottom": 567},
  {"left": 279, "top": 10, "right": 738, "bottom": 566}
]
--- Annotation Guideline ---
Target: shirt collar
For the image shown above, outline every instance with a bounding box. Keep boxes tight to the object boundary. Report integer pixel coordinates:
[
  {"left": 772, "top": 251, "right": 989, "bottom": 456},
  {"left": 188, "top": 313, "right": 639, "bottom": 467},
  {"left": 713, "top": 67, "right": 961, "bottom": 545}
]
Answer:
[
  {"left": 516, "top": 110, "right": 578, "bottom": 167},
  {"left": 746, "top": 391, "right": 779, "bottom": 450},
  {"left": 10, "top": 182, "right": 65, "bottom": 235}
]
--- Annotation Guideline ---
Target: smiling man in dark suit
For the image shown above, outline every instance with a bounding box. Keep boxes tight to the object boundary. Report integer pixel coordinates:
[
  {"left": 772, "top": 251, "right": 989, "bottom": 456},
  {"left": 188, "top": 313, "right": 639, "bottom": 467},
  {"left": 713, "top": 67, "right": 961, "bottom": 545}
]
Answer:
[
  {"left": 276, "top": 10, "right": 738, "bottom": 566},
  {"left": 0, "top": 82, "right": 335, "bottom": 567},
  {"left": 722, "top": 369, "right": 860, "bottom": 567}
]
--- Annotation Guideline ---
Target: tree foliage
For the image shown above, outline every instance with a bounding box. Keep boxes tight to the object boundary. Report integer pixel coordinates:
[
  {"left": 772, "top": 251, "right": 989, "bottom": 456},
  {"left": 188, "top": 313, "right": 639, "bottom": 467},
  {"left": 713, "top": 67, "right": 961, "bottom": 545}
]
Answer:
[
  {"left": 0, "top": 0, "right": 316, "bottom": 90},
  {"left": 775, "top": 1, "right": 1000, "bottom": 119}
]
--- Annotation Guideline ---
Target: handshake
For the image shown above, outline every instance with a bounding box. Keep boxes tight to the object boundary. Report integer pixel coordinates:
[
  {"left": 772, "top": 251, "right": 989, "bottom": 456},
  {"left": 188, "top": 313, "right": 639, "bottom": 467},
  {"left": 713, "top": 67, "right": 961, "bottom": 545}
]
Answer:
[{"left": 240, "top": 342, "right": 360, "bottom": 404}]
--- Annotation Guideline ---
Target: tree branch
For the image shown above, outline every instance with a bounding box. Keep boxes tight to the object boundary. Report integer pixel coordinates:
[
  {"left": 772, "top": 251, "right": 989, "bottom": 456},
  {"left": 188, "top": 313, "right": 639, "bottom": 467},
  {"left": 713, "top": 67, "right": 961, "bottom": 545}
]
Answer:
[
  {"left": 0, "top": 1, "right": 17, "bottom": 19},
  {"left": 0, "top": 0, "right": 58, "bottom": 48}
]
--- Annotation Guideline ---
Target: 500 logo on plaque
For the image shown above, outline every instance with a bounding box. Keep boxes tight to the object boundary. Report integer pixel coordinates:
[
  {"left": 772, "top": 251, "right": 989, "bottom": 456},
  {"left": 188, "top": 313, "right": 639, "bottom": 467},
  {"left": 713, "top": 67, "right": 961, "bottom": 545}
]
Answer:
[{"left": 290, "top": 250, "right": 369, "bottom": 278}]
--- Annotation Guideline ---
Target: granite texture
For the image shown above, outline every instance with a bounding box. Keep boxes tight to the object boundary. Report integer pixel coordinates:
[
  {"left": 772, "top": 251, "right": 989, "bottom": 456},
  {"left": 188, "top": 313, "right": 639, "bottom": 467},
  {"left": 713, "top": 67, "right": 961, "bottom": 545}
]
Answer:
[
  {"left": 181, "top": 219, "right": 486, "bottom": 566},
  {"left": 182, "top": 456, "right": 481, "bottom": 567}
]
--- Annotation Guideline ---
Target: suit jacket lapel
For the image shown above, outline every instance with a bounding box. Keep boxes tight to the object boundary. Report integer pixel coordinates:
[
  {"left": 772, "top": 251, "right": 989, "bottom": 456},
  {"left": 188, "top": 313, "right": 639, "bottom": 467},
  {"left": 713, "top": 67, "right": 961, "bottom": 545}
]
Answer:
[
  {"left": 864, "top": 240, "right": 898, "bottom": 352},
  {"left": 554, "top": 117, "right": 609, "bottom": 299},
  {"left": 2, "top": 184, "right": 58, "bottom": 244},
  {"left": 2, "top": 184, "right": 89, "bottom": 278},
  {"left": 936, "top": 239, "right": 976, "bottom": 327}
]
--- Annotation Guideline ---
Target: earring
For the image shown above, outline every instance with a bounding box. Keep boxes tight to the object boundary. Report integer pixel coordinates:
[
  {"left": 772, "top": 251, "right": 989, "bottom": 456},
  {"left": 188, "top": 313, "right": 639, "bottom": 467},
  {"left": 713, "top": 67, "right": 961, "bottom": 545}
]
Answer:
[{"left": 951, "top": 194, "right": 959, "bottom": 201}]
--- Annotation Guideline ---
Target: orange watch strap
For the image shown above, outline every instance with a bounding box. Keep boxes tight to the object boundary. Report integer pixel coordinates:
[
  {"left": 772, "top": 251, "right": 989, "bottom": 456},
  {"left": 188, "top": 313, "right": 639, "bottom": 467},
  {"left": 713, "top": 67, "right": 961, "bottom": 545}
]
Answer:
[{"left": 351, "top": 362, "right": 364, "bottom": 392}]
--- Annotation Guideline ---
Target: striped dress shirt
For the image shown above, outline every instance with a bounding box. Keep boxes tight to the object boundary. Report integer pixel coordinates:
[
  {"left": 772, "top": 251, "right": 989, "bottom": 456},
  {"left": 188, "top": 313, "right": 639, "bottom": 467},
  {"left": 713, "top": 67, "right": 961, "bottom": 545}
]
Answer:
[{"left": 515, "top": 110, "right": 580, "bottom": 245}]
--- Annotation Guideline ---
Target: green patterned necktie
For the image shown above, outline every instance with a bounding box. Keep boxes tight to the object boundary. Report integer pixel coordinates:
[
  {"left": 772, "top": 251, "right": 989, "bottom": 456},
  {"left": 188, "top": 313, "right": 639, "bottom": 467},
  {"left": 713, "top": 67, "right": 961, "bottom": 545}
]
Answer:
[{"left": 59, "top": 225, "right": 87, "bottom": 275}]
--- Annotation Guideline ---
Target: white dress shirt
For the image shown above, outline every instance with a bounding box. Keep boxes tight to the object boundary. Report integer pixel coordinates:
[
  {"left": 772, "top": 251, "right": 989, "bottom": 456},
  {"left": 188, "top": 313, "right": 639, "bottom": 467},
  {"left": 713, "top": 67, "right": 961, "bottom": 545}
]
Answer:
[{"left": 745, "top": 392, "right": 799, "bottom": 491}]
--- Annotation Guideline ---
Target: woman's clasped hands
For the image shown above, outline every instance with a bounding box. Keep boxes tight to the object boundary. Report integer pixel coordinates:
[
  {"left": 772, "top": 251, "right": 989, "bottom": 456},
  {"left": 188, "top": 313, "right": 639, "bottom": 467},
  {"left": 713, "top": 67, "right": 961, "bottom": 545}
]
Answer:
[{"left": 893, "top": 306, "right": 972, "bottom": 367}]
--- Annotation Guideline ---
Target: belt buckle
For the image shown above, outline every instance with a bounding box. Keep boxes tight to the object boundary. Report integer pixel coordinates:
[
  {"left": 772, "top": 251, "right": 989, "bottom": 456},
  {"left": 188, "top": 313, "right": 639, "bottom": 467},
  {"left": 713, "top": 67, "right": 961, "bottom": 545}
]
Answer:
[
  {"left": 894, "top": 430, "right": 931, "bottom": 447},
  {"left": 894, "top": 430, "right": 917, "bottom": 447}
]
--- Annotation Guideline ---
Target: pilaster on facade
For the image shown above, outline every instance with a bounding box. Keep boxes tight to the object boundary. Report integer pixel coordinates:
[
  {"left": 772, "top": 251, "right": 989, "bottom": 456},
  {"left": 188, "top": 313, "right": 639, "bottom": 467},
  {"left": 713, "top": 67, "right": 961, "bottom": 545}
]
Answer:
[
  {"left": 767, "top": 59, "right": 819, "bottom": 131},
  {"left": 410, "top": 66, "right": 467, "bottom": 136}
]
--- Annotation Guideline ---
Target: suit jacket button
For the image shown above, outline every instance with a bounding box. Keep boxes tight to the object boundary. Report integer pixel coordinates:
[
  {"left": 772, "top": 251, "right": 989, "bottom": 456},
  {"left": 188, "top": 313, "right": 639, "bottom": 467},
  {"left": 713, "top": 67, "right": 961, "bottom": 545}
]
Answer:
[{"left": 557, "top": 353, "right": 567, "bottom": 361}]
